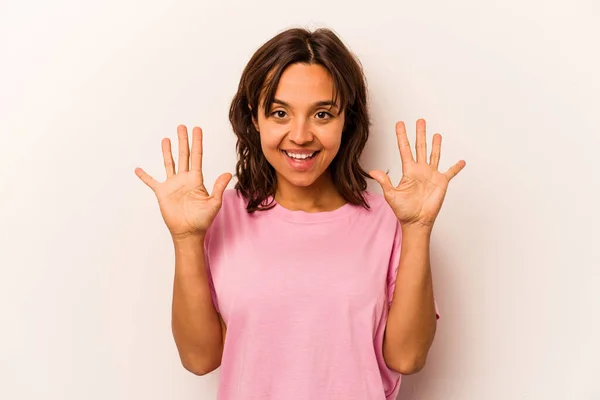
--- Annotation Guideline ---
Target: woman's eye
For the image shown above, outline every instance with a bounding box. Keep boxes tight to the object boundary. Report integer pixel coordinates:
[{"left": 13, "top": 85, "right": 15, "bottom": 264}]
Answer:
[
  {"left": 316, "top": 111, "right": 332, "bottom": 119},
  {"left": 272, "top": 110, "right": 287, "bottom": 118}
]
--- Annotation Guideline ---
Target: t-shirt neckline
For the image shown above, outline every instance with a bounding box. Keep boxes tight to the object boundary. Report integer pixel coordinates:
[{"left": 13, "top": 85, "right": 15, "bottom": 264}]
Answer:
[{"left": 266, "top": 195, "right": 362, "bottom": 223}]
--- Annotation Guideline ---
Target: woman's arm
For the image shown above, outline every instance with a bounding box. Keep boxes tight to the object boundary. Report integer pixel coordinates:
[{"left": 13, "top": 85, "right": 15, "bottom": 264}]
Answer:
[
  {"left": 371, "top": 119, "right": 464, "bottom": 375},
  {"left": 383, "top": 226, "right": 437, "bottom": 375},
  {"left": 171, "top": 235, "right": 224, "bottom": 375}
]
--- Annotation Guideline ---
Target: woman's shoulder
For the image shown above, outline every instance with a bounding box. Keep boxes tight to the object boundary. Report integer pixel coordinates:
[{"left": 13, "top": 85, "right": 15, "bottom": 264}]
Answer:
[
  {"left": 359, "top": 190, "right": 399, "bottom": 226},
  {"left": 362, "top": 190, "right": 393, "bottom": 213},
  {"left": 218, "top": 188, "right": 250, "bottom": 216},
  {"left": 362, "top": 190, "right": 385, "bottom": 206},
  {"left": 221, "top": 188, "right": 245, "bottom": 204},
  {"left": 206, "top": 189, "right": 247, "bottom": 240}
]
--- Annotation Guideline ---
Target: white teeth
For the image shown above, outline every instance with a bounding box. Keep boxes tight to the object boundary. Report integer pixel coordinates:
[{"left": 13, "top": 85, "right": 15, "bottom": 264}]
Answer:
[{"left": 285, "top": 151, "right": 315, "bottom": 160}]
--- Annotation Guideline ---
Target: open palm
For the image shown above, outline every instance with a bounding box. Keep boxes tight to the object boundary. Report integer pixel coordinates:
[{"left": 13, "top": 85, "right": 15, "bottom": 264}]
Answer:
[
  {"left": 135, "top": 125, "right": 232, "bottom": 240},
  {"left": 369, "top": 119, "right": 466, "bottom": 229}
]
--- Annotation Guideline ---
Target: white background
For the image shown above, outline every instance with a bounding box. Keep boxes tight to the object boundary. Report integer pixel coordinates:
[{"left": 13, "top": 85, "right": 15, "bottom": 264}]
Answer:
[{"left": 1, "top": 0, "right": 599, "bottom": 399}]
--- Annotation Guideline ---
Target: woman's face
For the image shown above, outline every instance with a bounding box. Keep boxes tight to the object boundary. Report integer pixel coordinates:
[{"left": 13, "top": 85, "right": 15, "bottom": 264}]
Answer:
[{"left": 254, "top": 63, "right": 345, "bottom": 190}]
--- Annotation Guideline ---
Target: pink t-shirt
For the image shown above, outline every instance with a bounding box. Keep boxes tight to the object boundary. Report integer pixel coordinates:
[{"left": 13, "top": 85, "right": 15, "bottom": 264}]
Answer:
[{"left": 204, "top": 189, "right": 439, "bottom": 399}]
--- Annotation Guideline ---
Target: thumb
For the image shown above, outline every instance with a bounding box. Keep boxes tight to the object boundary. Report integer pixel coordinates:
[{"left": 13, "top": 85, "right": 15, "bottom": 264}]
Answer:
[
  {"left": 368, "top": 170, "right": 395, "bottom": 193},
  {"left": 211, "top": 173, "right": 233, "bottom": 202}
]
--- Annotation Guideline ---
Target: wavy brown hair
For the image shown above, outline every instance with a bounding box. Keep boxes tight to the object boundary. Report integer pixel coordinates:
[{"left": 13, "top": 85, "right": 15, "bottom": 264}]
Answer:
[{"left": 229, "top": 27, "right": 372, "bottom": 213}]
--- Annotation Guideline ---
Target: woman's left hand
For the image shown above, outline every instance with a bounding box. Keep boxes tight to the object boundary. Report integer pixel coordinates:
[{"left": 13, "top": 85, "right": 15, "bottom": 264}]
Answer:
[{"left": 369, "top": 119, "right": 466, "bottom": 230}]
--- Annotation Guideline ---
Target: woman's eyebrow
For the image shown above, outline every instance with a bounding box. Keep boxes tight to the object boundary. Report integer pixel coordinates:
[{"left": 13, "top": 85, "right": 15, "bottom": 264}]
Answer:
[{"left": 272, "top": 98, "right": 339, "bottom": 109}]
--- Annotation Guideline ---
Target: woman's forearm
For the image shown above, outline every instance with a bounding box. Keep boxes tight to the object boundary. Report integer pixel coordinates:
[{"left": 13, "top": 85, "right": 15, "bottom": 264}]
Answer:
[
  {"left": 383, "top": 226, "right": 437, "bottom": 374},
  {"left": 171, "top": 235, "right": 223, "bottom": 375}
]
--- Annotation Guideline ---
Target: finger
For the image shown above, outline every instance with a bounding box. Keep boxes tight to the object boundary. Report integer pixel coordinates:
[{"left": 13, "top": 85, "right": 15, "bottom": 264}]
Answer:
[
  {"left": 444, "top": 160, "right": 466, "bottom": 181},
  {"left": 368, "top": 170, "right": 395, "bottom": 194},
  {"left": 162, "top": 138, "right": 175, "bottom": 178},
  {"left": 190, "top": 127, "right": 203, "bottom": 172},
  {"left": 177, "top": 125, "right": 190, "bottom": 173},
  {"left": 430, "top": 133, "right": 442, "bottom": 170},
  {"left": 211, "top": 173, "right": 233, "bottom": 202},
  {"left": 395, "top": 121, "right": 415, "bottom": 167},
  {"left": 415, "top": 118, "right": 427, "bottom": 164},
  {"left": 134, "top": 167, "right": 159, "bottom": 191}
]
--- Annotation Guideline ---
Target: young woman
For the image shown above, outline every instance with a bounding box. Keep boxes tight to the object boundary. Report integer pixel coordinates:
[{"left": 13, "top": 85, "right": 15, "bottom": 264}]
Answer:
[{"left": 135, "top": 27, "right": 465, "bottom": 400}]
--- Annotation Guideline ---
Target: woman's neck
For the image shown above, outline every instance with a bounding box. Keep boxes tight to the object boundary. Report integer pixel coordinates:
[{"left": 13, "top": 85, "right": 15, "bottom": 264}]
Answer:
[{"left": 274, "top": 172, "right": 346, "bottom": 213}]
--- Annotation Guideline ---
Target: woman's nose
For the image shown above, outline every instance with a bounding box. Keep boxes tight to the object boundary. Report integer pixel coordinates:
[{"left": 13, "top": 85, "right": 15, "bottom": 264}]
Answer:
[{"left": 289, "top": 120, "right": 313, "bottom": 144}]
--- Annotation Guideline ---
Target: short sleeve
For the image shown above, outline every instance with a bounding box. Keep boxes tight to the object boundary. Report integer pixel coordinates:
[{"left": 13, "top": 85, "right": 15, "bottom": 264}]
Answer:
[
  {"left": 387, "top": 220, "right": 440, "bottom": 320},
  {"left": 203, "top": 224, "right": 221, "bottom": 314}
]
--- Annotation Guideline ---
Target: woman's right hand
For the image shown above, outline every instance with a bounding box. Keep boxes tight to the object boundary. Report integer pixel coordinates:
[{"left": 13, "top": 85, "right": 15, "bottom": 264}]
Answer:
[{"left": 135, "top": 125, "right": 232, "bottom": 241}]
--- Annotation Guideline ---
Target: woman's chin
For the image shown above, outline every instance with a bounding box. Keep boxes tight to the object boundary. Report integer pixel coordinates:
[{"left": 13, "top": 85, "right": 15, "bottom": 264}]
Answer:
[
  {"left": 288, "top": 176, "right": 319, "bottom": 188},
  {"left": 278, "top": 172, "right": 322, "bottom": 189}
]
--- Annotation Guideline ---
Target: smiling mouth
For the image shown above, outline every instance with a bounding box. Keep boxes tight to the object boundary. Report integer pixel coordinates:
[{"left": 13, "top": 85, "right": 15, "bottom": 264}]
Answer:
[{"left": 281, "top": 150, "right": 320, "bottom": 160}]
